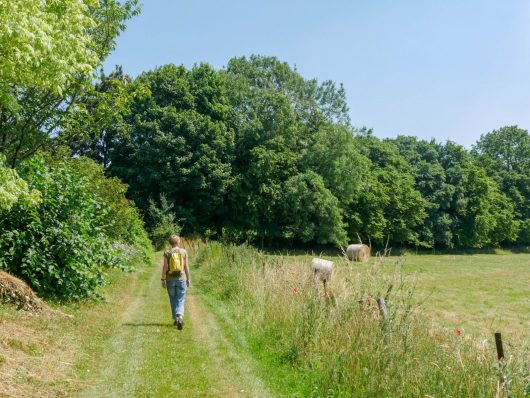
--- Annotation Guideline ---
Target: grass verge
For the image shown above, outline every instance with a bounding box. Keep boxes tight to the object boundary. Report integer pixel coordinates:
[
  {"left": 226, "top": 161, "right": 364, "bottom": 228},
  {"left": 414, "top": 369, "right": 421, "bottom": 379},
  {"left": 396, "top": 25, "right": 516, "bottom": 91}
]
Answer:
[
  {"left": 0, "top": 255, "right": 151, "bottom": 398},
  {"left": 1, "top": 247, "right": 271, "bottom": 398}
]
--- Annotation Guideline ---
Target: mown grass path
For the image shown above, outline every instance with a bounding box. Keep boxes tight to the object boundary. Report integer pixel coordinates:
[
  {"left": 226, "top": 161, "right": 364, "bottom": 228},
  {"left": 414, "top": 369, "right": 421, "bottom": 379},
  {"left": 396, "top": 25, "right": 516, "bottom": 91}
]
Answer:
[{"left": 77, "top": 258, "right": 271, "bottom": 398}]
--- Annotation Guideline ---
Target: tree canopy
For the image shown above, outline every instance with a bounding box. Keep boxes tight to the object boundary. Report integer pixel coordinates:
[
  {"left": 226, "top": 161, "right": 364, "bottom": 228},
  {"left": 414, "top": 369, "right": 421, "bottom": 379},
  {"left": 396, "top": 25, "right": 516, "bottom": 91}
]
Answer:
[
  {"left": 2, "top": 10, "right": 527, "bottom": 250},
  {"left": 0, "top": 0, "right": 140, "bottom": 166},
  {"left": 77, "top": 56, "right": 526, "bottom": 249}
]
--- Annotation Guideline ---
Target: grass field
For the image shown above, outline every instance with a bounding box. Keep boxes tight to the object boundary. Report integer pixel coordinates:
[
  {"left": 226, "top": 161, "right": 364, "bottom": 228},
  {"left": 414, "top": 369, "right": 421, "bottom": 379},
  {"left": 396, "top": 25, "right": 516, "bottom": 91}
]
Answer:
[
  {"left": 197, "top": 243, "right": 530, "bottom": 397},
  {"left": 278, "top": 251, "right": 530, "bottom": 340},
  {"left": 1, "top": 244, "right": 529, "bottom": 397},
  {"left": 0, "top": 252, "right": 270, "bottom": 398}
]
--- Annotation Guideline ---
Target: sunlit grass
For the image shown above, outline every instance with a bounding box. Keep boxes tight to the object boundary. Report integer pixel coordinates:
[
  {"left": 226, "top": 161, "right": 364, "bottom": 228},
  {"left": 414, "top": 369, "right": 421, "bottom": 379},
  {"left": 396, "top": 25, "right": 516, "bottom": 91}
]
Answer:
[
  {"left": 278, "top": 251, "right": 530, "bottom": 339},
  {"left": 196, "top": 243, "right": 530, "bottom": 397}
]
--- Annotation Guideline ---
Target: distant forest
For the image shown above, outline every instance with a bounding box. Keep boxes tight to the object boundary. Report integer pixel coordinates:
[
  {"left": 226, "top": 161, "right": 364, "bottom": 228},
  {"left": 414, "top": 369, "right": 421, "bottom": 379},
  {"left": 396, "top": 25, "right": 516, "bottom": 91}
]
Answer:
[
  {"left": 63, "top": 56, "right": 526, "bottom": 249},
  {"left": 3, "top": 53, "right": 530, "bottom": 249}
]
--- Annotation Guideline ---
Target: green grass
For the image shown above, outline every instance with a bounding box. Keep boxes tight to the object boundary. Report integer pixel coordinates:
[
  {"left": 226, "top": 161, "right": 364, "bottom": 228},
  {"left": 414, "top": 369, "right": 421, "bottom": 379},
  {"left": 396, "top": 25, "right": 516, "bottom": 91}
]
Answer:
[
  {"left": 397, "top": 252, "right": 530, "bottom": 339},
  {"left": 77, "top": 259, "right": 216, "bottom": 397},
  {"left": 1, "top": 244, "right": 528, "bottom": 397},
  {"left": 0, "top": 251, "right": 270, "bottom": 398},
  {"left": 196, "top": 243, "right": 530, "bottom": 398},
  {"left": 281, "top": 251, "right": 530, "bottom": 339}
]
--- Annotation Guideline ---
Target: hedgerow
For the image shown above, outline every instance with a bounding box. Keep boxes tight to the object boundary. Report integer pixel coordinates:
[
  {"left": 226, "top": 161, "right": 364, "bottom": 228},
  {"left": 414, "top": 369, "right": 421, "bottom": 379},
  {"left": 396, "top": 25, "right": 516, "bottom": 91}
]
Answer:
[{"left": 0, "top": 156, "right": 151, "bottom": 300}]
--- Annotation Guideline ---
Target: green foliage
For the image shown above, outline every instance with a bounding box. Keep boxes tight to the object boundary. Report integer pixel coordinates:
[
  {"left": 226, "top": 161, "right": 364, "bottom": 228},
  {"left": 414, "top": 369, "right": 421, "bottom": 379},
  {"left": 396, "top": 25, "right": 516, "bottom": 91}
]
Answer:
[
  {"left": 438, "top": 141, "right": 519, "bottom": 247},
  {"left": 473, "top": 126, "right": 530, "bottom": 244},
  {"left": 147, "top": 195, "right": 182, "bottom": 250},
  {"left": 109, "top": 64, "right": 235, "bottom": 234},
  {"left": 0, "top": 156, "right": 150, "bottom": 299},
  {"left": 0, "top": 0, "right": 140, "bottom": 166},
  {"left": 280, "top": 171, "right": 346, "bottom": 245},
  {"left": 351, "top": 137, "right": 428, "bottom": 246},
  {"left": 64, "top": 66, "right": 151, "bottom": 168},
  {"left": 0, "top": 0, "right": 98, "bottom": 111},
  {"left": 226, "top": 57, "right": 360, "bottom": 245},
  {"left": 0, "top": 158, "right": 118, "bottom": 299},
  {"left": 0, "top": 156, "right": 40, "bottom": 211},
  {"left": 45, "top": 154, "right": 153, "bottom": 260},
  {"left": 104, "top": 55, "right": 528, "bottom": 249},
  {"left": 390, "top": 136, "right": 520, "bottom": 248},
  {"left": 302, "top": 125, "right": 370, "bottom": 206}
]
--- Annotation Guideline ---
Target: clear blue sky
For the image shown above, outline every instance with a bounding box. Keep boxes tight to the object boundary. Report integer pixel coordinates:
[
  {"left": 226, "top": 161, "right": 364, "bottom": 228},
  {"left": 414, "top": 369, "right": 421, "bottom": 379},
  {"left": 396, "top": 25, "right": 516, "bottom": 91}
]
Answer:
[{"left": 104, "top": 0, "right": 530, "bottom": 148}]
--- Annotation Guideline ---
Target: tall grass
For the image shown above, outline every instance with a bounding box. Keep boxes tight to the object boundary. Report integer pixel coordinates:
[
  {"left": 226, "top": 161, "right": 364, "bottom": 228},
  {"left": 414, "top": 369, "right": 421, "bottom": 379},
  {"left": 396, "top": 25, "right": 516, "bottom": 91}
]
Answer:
[{"left": 196, "top": 242, "right": 529, "bottom": 397}]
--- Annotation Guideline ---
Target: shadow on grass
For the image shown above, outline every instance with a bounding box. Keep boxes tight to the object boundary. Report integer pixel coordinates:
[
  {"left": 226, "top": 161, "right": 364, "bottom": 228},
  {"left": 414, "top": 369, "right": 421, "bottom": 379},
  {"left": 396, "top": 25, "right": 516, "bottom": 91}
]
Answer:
[{"left": 122, "top": 322, "right": 173, "bottom": 327}]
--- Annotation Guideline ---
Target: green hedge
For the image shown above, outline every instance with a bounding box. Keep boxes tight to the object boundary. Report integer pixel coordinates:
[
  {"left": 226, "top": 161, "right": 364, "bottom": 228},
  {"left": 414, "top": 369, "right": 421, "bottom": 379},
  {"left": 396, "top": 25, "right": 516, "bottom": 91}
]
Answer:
[{"left": 0, "top": 156, "right": 152, "bottom": 300}]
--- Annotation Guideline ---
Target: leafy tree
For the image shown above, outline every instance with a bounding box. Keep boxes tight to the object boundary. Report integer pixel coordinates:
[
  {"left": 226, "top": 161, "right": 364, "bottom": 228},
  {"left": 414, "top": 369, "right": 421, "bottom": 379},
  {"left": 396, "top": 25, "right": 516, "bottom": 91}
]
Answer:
[
  {"left": 437, "top": 141, "right": 519, "bottom": 247},
  {"left": 224, "top": 56, "right": 353, "bottom": 244},
  {"left": 148, "top": 195, "right": 182, "bottom": 250},
  {"left": 110, "top": 64, "right": 235, "bottom": 234},
  {"left": 0, "top": 0, "right": 140, "bottom": 166},
  {"left": 228, "top": 143, "right": 299, "bottom": 242},
  {"left": 391, "top": 136, "right": 455, "bottom": 247},
  {"left": 226, "top": 55, "right": 351, "bottom": 133},
  {"left": 280, "top": 171, "right": 346, "bottom": 245},
  {"left": 65, "top": 66, "right": 149, "bottom": 168},
  {"left": 350, "top": 137, "right": 428, "bottom": 246},
  {"left": 303, "top": 125, "right": 370, "bottom": 206},
  {"left": 472, "top": 126, "right": 530, "bottom": 243},
  {"left": 390, "top": 136, "right": 519, "bottom": 248},
  {"left": 0, "top": 0, "right": 98, "bottom": 111}
]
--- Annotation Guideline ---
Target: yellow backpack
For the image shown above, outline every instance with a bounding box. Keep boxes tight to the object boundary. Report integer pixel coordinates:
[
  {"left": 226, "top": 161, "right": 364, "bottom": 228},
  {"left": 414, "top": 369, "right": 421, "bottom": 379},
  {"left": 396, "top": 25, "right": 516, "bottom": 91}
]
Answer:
[{"left": 168, "top": 249, "right": 184, "bottom": 275}]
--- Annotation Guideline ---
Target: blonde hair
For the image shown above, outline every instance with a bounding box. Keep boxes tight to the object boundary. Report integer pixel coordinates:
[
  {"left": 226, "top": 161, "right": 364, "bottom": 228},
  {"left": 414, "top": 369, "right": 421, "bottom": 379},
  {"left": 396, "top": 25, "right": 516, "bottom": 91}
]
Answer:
[{"left": 169, "top": 235, "right": 180, "bottom": 246}]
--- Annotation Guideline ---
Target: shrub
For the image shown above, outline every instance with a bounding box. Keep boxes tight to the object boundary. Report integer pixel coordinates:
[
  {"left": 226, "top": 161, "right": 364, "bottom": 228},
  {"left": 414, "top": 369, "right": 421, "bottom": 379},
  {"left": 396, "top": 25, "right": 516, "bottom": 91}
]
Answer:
[
  {"left": 148, "top": 195, "right": 182, "bottom": 250},
  {"left": 52, "top": 155, "right": 153, "bottom": 261},
  {"left": 0, "top": 158, "right": 127, "bottom": 299}
]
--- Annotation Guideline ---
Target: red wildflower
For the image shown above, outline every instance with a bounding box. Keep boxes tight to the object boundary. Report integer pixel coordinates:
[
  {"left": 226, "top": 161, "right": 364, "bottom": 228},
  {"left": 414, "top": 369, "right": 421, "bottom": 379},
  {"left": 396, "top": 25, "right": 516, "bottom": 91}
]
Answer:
[
  {"left": 454, "top": 329, "right": 462, "bottom": 335},
  {"left": 293, "top": 288, "right": 299, "bottom": 294},
  {"left": 328, "top": 290, "right": 334, "bottom": 297}
]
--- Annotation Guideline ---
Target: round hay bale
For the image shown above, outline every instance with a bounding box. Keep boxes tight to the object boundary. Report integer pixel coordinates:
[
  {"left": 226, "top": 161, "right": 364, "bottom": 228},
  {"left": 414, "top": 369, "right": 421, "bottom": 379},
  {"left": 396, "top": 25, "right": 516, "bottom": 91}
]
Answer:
[
  {"left": 346, "top": 244, "right": 371, "bottom": 262},
  {"left": 0, "top": 271, "right": 45, "bottom": 312},
  {"left": 311, "top": 258, "right": 334, "bottom": 283}
]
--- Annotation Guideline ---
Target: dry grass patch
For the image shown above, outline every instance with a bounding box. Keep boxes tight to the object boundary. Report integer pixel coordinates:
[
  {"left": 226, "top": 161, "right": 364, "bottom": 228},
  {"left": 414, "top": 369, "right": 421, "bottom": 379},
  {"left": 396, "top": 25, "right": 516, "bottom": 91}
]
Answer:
[
  {"left": 0, "top": 309, "right": 78, "bottom": 398},
  {"left": 0, "top": 260, "right": 147, "bottom": 398},
  {"left": 0, "top": 271, "right": 45, "bottom": 312}
]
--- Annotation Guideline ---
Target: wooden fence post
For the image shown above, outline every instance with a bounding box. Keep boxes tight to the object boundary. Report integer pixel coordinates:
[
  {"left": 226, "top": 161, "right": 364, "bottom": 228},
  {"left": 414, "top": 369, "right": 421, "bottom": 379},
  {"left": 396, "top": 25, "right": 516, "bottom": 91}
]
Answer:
[
  {"left": 495, "top": 332, "right": 504, "bottom": 360},
  {"left": 495, "top": 332, "right": 505, "bottom": 389},
  {"left": 376, "top": 298, "right": 388, "bottom": 320}
]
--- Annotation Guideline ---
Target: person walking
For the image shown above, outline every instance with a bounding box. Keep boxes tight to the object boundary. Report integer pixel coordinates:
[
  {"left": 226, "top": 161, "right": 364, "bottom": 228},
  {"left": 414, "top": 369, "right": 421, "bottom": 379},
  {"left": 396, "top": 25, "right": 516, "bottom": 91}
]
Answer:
[{"left": 161, "top": 235, "right": 190, "bottom": 329}]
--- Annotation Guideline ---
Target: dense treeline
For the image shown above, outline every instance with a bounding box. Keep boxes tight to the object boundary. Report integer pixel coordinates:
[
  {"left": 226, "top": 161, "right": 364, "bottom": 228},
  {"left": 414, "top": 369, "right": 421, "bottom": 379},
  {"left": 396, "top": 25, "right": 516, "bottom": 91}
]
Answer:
[{"left": 70, "top": 57, "right": 528, "bottom": 249}]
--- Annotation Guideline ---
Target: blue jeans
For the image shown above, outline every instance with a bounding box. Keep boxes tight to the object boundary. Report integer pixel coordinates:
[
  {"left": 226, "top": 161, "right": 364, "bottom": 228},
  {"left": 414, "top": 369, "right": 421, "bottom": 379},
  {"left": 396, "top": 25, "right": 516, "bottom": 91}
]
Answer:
[{"left": 166, "top": 279, "right": 187, "bottom": 320}]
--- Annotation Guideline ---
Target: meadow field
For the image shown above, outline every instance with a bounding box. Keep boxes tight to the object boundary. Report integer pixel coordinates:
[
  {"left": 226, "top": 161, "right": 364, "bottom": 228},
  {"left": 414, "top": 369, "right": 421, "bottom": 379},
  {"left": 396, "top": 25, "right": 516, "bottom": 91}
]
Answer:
[
  {"left": 1, "top": 243, "right": 529, "bottom": 397},
  {"left": 197, "top": 243, "right": 530, "bottom": 397},
  {"left": 280, "top": 250, "right": 530, "bottom": 339}
]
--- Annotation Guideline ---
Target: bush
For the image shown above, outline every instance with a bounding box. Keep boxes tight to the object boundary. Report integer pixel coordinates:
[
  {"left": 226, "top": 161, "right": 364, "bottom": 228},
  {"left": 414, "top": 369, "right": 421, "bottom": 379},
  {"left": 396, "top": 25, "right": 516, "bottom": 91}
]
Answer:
[
  {"left": 0, "top": 157, "right": 132, "bottom": 299},
  {"left": 148, "top": 195, "right": 182, "bottom": 250},
  {"left": 49, "top": 155, "right": 153, "bottom": 261}
]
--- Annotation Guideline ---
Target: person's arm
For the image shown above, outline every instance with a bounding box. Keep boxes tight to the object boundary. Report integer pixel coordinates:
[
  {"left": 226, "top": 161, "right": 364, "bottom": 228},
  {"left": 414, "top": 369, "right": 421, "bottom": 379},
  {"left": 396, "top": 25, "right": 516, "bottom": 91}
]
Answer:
[
  {"left": 184, "top": 251, "right": 191, "bottom": 287},
  {"left": 161, "top": 254, "right": 167, "bottom": 288}
]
